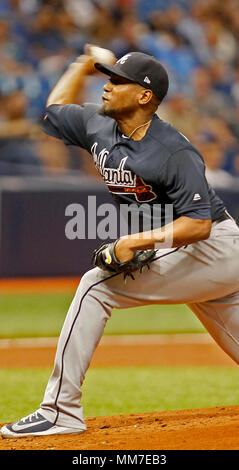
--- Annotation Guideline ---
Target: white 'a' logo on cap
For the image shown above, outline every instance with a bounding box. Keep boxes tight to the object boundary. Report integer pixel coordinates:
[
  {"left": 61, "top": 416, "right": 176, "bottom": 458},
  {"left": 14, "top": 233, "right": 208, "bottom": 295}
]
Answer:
[
  {"left": 117, "top": 54, "right": 132, "bottom": 65},
  {"left": 144, "top": 76, "right": 151, "bottom": 84}
]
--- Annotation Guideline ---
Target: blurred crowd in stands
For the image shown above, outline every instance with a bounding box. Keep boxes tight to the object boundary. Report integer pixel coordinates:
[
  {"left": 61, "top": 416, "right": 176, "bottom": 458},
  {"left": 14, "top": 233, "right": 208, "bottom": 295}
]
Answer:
[{"left": 0, "top": 0, "right": 239, "bottom": 188}]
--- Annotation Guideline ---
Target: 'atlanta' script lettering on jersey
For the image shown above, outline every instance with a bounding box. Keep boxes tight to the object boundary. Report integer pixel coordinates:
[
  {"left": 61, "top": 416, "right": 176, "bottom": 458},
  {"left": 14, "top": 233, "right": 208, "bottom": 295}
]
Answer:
[
  {"left": 91, "top": 142, "right": 134, "bottom": 186},
  {"left": 91, "top": 142, "right": 157, "bottom": 202}
]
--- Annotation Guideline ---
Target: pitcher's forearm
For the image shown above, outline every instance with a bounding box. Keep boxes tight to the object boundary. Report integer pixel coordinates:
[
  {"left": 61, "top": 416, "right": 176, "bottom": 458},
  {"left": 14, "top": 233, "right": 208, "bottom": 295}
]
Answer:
[
  {"left": 123, "top": 217, "right": 211, "bottom": 248},
  {"left": 115, "top": 217, "right": 212, "bottom": 262},
  {"left": 46, "top": 45, "right": 116, "bottom": 107},
  {"left": 47, "top": 58, "right": 95, "bottom": 106}
]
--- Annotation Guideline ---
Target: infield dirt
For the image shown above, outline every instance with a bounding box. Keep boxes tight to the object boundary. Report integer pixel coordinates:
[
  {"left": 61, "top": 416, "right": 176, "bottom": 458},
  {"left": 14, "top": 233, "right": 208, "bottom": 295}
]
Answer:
[{"left": 1, "top": 406, "right": 238, "bottom": 450}]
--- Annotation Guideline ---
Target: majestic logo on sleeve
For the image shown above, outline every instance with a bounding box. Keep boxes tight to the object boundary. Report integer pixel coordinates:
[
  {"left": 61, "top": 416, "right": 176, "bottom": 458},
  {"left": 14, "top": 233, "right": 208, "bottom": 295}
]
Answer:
[{"left": 91, "top": 142, "right": 157, "bottom": 202}]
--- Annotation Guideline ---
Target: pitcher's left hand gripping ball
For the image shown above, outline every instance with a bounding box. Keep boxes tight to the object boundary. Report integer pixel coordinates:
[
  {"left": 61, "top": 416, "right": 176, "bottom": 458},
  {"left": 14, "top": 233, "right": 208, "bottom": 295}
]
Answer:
[{"left": 92, "top": 240, "right": 157, "bottom": 279}]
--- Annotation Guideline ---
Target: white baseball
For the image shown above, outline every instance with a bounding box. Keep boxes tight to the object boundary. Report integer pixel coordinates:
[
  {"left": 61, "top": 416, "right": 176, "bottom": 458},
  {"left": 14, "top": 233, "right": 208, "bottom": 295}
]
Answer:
[{"left": 89, "top": 46, "right": 115, "bottom": 64}]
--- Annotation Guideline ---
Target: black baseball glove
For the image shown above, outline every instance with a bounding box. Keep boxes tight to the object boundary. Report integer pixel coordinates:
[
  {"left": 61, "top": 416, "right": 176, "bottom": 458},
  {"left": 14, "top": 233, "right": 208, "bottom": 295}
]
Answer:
[{"left": 91, "top": 240, "right": 157, "bottom": 280}]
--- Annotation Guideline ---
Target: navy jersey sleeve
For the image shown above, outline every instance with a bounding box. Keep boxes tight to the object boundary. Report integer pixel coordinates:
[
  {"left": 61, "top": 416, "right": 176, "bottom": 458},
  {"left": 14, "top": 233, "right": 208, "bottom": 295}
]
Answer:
[
  {"left": 160, "top": 148, "right": 212, "bottom": 219},
  {"left": 42, "top": 103, "right": 100, "bottom": 150}
]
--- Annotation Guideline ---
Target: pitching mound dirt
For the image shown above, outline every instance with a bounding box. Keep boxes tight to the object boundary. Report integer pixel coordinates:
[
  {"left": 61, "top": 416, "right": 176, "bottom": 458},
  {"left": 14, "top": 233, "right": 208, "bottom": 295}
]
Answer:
[{"left": 1, "top": 406, "right": 238, "bottom": 450}]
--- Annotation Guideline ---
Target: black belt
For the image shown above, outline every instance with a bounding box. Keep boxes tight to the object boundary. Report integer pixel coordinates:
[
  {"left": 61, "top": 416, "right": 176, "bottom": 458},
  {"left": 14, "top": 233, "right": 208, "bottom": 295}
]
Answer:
[{"left": 214, "top": 211, "right": 231, "bottom": 224}]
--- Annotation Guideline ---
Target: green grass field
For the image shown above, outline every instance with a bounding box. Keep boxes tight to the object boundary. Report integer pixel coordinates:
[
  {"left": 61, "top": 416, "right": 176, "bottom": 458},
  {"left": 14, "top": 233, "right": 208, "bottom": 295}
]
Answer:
[
  {"left": 0, "top": 292, "right": 205, "bottom": 338},
  {"left": 0, "top": 366, "right": 238, "bottom": 423},
  {"left": 0, "top": 290, "right": 238, "bottom": 423}
]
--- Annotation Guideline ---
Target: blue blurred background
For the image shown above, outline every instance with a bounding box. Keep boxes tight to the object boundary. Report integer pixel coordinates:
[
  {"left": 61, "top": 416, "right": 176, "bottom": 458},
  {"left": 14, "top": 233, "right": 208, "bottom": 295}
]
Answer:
[{"left": 0, "top": 0, "right": 238, "bottom": 276}]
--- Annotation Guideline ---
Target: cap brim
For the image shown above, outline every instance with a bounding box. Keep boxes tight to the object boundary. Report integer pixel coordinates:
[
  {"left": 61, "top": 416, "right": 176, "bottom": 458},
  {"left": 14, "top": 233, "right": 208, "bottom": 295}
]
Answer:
[{"left": 94, "top": 62, "right": 135, "bottom": 82}]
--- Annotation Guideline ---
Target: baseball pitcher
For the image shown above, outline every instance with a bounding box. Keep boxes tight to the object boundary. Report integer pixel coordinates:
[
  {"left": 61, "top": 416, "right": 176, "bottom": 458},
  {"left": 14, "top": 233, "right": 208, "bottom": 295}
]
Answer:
[{"left": 2, "top": 45, "right": 239, "bottom": 438}]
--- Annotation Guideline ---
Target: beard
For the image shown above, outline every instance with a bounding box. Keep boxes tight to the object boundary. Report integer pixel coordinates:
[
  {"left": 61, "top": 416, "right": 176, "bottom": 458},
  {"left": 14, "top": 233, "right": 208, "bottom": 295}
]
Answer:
[
  {"left": 98, "top": 105, "right": 117, "bottom": 118},
  {"left": 98, "top": 102, "right": 135, "bottom": 120}
]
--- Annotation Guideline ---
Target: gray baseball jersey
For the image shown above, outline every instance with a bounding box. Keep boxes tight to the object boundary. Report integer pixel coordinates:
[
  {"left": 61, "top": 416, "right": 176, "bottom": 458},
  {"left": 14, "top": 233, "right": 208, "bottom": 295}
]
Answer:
[{"left": 37, "top": 103, "right": 239, "bottom": 430}]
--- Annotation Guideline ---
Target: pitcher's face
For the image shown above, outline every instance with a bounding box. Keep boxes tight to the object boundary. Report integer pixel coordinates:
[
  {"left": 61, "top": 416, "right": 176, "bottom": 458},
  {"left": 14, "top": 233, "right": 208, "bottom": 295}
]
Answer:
[{"left": 100, "top": 75, "right": 144, "bottom": 119}]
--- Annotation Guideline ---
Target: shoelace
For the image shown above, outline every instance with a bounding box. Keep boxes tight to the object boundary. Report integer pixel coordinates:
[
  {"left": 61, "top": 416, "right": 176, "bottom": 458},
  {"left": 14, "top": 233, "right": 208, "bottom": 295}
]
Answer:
[{"left": 21, "top": 411, "right": 41, "bottom": 423}]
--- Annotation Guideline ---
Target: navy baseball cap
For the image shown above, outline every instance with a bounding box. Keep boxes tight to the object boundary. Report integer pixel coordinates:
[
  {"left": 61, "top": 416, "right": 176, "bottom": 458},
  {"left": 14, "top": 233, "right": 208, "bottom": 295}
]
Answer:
[{"left": 94, "top": 52, "right": 169, "bottom": 102}]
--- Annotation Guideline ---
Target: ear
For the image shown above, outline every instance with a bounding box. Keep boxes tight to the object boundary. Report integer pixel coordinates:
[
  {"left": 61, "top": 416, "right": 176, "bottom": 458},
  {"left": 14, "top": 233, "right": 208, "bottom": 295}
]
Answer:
[{"left": 138, "top": 89, "right": 153, "bottom": 105}]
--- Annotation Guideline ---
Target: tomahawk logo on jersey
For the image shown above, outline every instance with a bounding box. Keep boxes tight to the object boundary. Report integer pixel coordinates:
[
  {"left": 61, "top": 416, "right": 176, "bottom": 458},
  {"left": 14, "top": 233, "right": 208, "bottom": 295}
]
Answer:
[{"left": 91, "top": 145, "right": 157, "bottom": 202}]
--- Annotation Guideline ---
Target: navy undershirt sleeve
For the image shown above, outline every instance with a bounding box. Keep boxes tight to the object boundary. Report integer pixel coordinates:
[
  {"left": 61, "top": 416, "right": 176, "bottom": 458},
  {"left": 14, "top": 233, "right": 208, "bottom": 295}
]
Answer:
[{"left": 160, "top": 148, "right": 212, "bottom": 219}]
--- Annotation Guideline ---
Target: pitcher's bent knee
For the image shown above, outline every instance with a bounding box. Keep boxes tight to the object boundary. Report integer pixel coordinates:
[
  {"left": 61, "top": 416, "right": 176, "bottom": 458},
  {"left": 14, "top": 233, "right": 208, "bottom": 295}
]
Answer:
[
  {"left": 80, "top": 267, "right": 104, "bottom": 290},
  {"left": 79, "top": 267, "right": 116, "bottom": 292}
]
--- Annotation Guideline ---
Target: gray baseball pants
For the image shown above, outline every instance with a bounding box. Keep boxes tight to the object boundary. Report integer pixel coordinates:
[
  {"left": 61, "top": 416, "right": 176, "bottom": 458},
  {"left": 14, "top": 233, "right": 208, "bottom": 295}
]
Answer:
[{"left": 39, "top": 218, "right": 239, "bottom": 430}]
